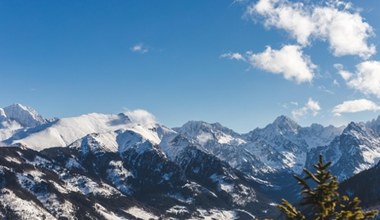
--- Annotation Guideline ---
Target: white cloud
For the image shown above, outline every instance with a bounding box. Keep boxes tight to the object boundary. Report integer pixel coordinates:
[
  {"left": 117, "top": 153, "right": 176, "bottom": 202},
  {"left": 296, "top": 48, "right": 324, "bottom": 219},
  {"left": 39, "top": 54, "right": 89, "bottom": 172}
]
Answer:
[
  {"left": 332, "top": 99, "right": 380, "bottom": 116},
  {"left": 314, "top": 7, "right": 375, "bottom": 58},
  {"left": 292, "top": 98, "right": 321, "bottom": 119},
  {"left": 247, "top": 45, "right": 316, "bottom": 83},
  {"left": 247, "top": 0, "right": 315, "bottom": 46},
  {"left": 339, "top": 61, "right": 380, "bottom": 98},
  {"left": 318, "top": 85, "right": 334, "bottom": 95},
  {"left": 282, "top": 101, "right": 298, "bottom": 109},
  {"left": 232, "top": 0, "right": 247, "bottom": 5},
  {"left": 130, "top": 43, "right": 149, "bottom": 54},
  {"left": 220, "top": 52, "right": 246, "bottom": 61},
  {"left": 247, "top": 0, "right": 376, "bottom": 58},
  {"left": 124, "top": 109, "right": 156, "bottom": 126}
]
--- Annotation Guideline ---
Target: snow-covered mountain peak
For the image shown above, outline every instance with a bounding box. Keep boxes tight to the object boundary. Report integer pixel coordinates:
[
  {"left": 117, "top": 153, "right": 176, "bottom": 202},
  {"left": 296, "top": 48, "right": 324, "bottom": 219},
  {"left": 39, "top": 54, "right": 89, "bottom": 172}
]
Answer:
[
  {"left": 177, "top": 120, "right": 216, "bottom": 133},
  {"left": 175, "top": 120, "right": 244, "bottom": 145},
  {"left": 0, "top": 108, "right": 6, "bottom": 120},
  {"left": 246, "top": 115, "right": 301, "bottom": 141},
  {"left": 69, "top": 133, "right": 118, "bottom": 156},
  {"left": 116, "top": 130, "right": 154, "bottom": 153},
  {"left": 5, "top": 111, "right": 162, "bottom": 150},
  {"left": 2, "top": 103, "right": 47, "bottom": 127},
  {"left": 270, "top": 115, "right": 300, "bottom": 133},
  {"left": 0, "top": 107, "right": 23, "bottom": 140},
  {"left": 342, "top": 122, "right": 367, "bottom": 136}
]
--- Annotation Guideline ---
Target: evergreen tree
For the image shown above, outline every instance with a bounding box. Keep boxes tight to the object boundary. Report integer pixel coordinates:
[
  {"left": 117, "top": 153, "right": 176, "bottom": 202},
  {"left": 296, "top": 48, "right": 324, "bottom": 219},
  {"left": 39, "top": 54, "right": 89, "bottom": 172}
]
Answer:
[{"left": 278, "top": 155, "right": 378, "bottom": 220}]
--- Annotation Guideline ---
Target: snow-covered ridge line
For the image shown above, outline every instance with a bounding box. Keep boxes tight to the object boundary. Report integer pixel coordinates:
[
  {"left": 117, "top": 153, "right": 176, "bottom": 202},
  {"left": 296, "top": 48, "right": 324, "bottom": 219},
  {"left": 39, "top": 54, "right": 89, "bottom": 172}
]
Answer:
[
  {"left": 0, "top": 104, "right": 163, "bottom": 150},
  {"left": 1, "top": 103, "right": 380, "bottom": 184},
  {"left": 2, "top": 103, "right": 380, "bottom": 219}
]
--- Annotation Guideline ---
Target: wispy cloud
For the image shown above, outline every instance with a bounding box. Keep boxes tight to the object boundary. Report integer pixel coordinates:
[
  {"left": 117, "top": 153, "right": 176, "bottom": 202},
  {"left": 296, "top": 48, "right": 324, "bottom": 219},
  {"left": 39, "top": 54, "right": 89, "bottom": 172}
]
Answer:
[
  {"left": 220, "top": 52, "right": 246, "bottom": 61},
  {"left": 332, "top": 99, "right": 380, "bottom": 116},
  {"left": 130, "top": 43, "right": 149, "bottom": 54},
  {"left": 246, "top": 0, "right": 376, "bottom": 59},
  {"left": 333, "top": 79, "right": 340, "bottom": 87},
  {"left": 318, "top": 85, "right": 335, "bottom": 95},
  {"left": 231, "top": 0, "right": 247, "bottom": 5},
  {"left": 290, "top": 101, "right": 298, "bottom": 106},
  {"left": 282, "top": 101, "right": 298, "bottom": 109},
  {"left": 292, "top": 98, "right": 321, "bottom": 119}
]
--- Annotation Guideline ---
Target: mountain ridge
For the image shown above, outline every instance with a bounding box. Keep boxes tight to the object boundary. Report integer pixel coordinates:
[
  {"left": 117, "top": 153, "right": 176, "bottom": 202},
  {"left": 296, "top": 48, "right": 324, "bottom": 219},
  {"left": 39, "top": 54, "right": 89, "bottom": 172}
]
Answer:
[{"left": 1, "top": 103, "right": 380, "bottom": 219}]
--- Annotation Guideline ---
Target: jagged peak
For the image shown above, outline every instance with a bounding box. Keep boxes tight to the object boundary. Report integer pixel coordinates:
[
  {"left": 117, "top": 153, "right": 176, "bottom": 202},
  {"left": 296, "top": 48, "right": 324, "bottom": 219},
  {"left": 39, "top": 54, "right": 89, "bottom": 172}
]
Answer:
[
  {"left": 268, "top": 115, "right": 300, "bottom": 132},
  {"left": 0, "top": 108, "right": 5, "bottom": 119},
  {"left": 345, "top": 121, "right": 361, "bottom": 129},
  {"left": 4, "top": 103, "right": 38, "bottom": 114},
  {"left": 179, "top": 120, "right": 212, "bottom": 129},
  {"left": 176, "top": 120, "right": 239, "bottom": 138},
  {"left": 273, "top": 115, "right": 298, "bottom": 125},
  {"left": 306, "top": 123, "right": 342, "bottom": 133},
  {"left": 2, "top": 103, "right": 47, "bottom": 127},
  {"left": 117, "top": 130, "right": 156, "bottom": 154},
  {"left": 179, "top": 120, "right": 231, "bottom": 131},
  {"left": 373, "top": 115, "right": 380, "bottom": 123},
  {"left": 342, "top": 121, "right": 367, "bottom": 136},
  {"left": 365, "top": 115, "right": 380, "bottom": 131},
  {"left": 69, "top": 133, "right": 111, "bottom": 156}
]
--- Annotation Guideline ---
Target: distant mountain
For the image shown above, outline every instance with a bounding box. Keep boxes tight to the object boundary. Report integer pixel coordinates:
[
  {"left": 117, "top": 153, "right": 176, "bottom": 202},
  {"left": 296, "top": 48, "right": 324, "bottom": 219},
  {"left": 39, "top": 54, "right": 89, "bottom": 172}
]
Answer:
[
  {"left": 174, "top": 116, "right": 342, "bottom": 178},
  {"left": 174, "top": 121, "right": 245, "bottom": 146},
  {"left": 0, "top": 104, "right": 49, "bottom": 141},
  {"left": 2, "top": 103, "right": 48, "bottom": 127},
  {"left": 172, "top": 116, "right": 345, "bottom": 204},
  {"left": 0, "top": 104, "right": 278, "bottom": 219},
  {"left": 2, "top": 111, "right": 162, "bottom": 151},
  {"left": 307, "top": 121, "right": 380, "bottom": 180},
  {"left": 1, "top": 103, "right": 380, "bottom": 219}
]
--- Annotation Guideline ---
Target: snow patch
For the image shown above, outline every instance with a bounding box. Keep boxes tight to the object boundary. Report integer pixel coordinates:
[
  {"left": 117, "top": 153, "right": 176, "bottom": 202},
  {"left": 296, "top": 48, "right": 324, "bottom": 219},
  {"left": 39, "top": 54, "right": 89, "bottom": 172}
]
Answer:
[
  {"left": 0, "top": 188, "right": 56, "bottom": 220},
  {"left": 107, "top": 160, "right": 133, "bottom": 195},
  {"left": 195, "top": 209, "right": 237, "bottom": 220},
  {"left": 95, "top": 203, "right": 126, "bottom": 220},
  {"left": 4, "top": 156, "right": 22, "bottom": 164},
  {"left": 125, "top": 207, "right": 158, "bottom": 220},
  {"left": 60, "top": 174, "right": 120, "bottom": 197},
  {"left": 166, "top": 206, "right": 189, "bottom": 216}
]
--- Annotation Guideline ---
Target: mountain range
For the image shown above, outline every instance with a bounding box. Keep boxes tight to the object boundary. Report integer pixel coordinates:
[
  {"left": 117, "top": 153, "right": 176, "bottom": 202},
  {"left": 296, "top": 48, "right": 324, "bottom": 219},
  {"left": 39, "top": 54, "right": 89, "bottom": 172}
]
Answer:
[{"left": 0, "top": 103, "right": 379, "bottom": 219}]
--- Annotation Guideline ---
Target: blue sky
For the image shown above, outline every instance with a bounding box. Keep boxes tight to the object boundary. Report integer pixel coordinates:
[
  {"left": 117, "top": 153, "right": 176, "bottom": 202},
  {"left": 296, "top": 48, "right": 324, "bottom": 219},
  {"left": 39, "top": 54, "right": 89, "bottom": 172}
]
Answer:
[{"left": 0, "top": 0, "right": 380, "bottom": 132}]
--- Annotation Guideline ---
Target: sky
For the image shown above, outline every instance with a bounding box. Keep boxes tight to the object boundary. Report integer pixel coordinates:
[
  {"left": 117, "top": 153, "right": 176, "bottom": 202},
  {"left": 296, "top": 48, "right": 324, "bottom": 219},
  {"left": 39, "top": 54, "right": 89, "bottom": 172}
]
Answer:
[{"left": 0, "top": 0, "right": 380, "bottom": 132}]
